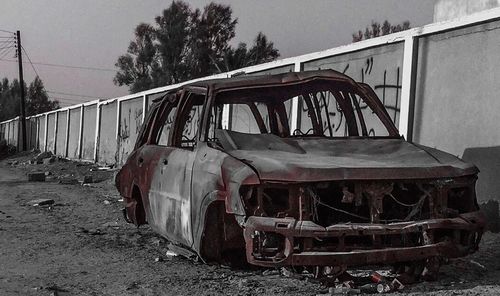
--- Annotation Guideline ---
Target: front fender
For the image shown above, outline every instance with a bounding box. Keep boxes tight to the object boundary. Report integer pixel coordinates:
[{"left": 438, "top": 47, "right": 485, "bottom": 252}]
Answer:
[{"left": 221, "top": 156, "right": 260, "bottom": 216}]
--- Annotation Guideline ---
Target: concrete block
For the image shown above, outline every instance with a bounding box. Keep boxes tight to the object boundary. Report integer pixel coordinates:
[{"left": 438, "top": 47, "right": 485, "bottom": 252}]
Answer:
[
  {"left": 28, "top": 172, "right": 46, "bottom": 182},
  {"left": 27, "top": 198, "right": 54, "bottom": 206},
  {"left": 82, "top": 175, "right": 93, "bottom": 184}
]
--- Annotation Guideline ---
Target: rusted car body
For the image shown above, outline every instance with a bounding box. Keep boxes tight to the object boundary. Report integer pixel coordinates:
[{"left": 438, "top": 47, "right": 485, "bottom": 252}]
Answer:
[{"left": 115, "top": 70, "right": 485, "bottom": 274}]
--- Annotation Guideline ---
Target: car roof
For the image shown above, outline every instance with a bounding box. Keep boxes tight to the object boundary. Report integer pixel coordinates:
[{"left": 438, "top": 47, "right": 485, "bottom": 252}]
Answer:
[{"left": 185, "top": 69, "right": 356, "bottom": 92}]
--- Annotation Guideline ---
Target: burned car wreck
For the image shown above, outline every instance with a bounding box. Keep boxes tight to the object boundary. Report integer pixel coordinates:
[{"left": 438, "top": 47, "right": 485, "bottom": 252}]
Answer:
[{"left": 116, "top": 70, "right": 485, "bottom": 278}]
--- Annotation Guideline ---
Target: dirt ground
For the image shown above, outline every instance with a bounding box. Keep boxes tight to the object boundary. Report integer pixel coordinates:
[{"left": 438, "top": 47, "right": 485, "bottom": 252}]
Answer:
[{"left": 1, "top": 152, "right": 500, "bottom": 296}]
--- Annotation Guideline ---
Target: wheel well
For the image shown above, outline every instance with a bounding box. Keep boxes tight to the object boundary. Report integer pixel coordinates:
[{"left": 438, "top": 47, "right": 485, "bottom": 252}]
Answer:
[
  {"left": 200, "top": 201, "right": 246, "bottom": 266},
  {"left": 131, "top": 185, "right": 146, "bottom": 225}
]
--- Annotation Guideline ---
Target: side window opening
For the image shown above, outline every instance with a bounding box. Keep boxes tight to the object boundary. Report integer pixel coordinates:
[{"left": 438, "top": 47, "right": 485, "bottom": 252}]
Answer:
[
  {"left": 155, "top": 103, "right": 178, "bottom": 146},
  {"left": 135, "top": 103, "right": 160, "bottom": 148},
  {"left": 174, "top": 92, "right": 206, "bottom": 150},
  {"left": 146, "top": 94, "right": 180, "bottom": 147}
]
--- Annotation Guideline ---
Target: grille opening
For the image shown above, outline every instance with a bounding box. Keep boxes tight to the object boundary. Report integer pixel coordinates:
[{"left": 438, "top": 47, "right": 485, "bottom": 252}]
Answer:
[
  {"left": 433, "top": 229, "right": 455, "bottom": 242},
  {"left": 262, "top": 188, "right": 290, "bottom": 217},
  {"left": 314, "top": 183, "right": 370, "bottom": 226},
  {"left": 447, "top": 186, "right": 475, "bottom": 213},
  {"left": 379, "top": 183, "right": 431, "bottom": 222},
  {"left": 241, "top": 186, "right": 291, "bottom": 217},
  {"left": 312, "top": 182, "right": 433, "bottom": 226}
]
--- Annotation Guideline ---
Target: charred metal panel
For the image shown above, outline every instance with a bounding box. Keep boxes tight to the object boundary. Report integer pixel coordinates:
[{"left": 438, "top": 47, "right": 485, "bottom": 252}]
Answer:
[
  {"left": 46, "top": 113, "right": 56, "bottom": 152},
  {"left": 191, "top": 143, "right": 259, "bottom": 254},
  {"left": 245, "top": 65, "right": 294, "bottom": 76},
  {"left": 67, "top": 108, "right": 81, "bottom": 159},
  {"left": 97, "top": 101, "right": 117, "bottom": 164},
  {"left": 148, "top": 148, "right": 196, "bottom": 247},
  {"left": 117, "top": 97, "right": 143, "bottom": 165},
  {"left": 81, "top": 104, "right": 97, "bottom": 161},
  {"left": 55, "top": 111, "right": 67, "bottom": 157},
  {"left": 302, "top": 43, "right": 404, "bottom": 135}
]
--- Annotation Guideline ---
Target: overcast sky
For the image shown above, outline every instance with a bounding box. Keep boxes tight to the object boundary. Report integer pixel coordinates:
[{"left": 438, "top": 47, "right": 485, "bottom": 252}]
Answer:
[{"left": 0, "top": 0, "right": 436, "bottom": 106}]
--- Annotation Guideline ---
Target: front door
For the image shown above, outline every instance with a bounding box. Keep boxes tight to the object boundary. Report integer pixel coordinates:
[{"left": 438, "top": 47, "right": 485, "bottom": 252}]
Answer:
[{"left": 146, "top": 90, "right": 206, "bottom": 248}]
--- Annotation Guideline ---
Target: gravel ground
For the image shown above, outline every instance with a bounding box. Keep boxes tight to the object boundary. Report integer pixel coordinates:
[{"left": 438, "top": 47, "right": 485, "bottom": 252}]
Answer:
[{"left": 1, "top": 152, "right": 499, "bottom": 296}]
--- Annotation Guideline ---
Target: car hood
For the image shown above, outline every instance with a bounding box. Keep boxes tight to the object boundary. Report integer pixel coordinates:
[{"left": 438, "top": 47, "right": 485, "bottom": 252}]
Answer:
[{"left": 218, "top": 131, "right": 477, "bottom": 182}]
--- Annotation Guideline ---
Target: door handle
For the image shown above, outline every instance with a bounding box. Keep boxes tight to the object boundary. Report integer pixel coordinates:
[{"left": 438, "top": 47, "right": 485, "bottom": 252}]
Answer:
[{"left": 162, "top": 159, "right": 168, "bottom": 165}]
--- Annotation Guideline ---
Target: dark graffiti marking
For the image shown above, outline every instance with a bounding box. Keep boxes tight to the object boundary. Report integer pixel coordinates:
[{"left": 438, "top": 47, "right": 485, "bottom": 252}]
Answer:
[
  {"left": 365, "top": 57, "right": 374, "bottom": 75},
  {"left": 374, "top": 67, "right": 401, "bottom": 123},
  {"left": 305, "top": 56, "right": 401, "bottom": 136}
]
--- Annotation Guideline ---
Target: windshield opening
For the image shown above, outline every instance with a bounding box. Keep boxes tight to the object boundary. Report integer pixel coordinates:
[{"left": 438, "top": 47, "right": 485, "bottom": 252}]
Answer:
[{"left": 208, "top": 80, "right": 397, "bottom": 141}]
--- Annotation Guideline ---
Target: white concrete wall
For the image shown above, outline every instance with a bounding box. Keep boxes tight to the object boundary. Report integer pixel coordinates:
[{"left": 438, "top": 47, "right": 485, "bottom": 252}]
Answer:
[{"left": 434, "top": 0, "right": 500, "bottom": 22}]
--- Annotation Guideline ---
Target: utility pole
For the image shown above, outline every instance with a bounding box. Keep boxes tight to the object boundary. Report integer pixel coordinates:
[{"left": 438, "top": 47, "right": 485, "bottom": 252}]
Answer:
[{"left": 16, "top": 30, "right": 27, "bottom": 151}]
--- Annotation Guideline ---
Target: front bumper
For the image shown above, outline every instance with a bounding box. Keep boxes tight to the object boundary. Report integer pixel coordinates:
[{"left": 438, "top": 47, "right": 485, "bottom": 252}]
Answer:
[{"left": 243, "top": 211, "right": 485, "bottom": 267}]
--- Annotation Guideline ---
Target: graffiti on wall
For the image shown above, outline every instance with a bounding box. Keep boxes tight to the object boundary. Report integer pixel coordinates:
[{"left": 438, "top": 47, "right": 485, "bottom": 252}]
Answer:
[
  {"left": 118, "top": 103, "right": 143, "bottom": 164},
  {"left": 300, "top": 55, "right": 402, "bottom": 136}
]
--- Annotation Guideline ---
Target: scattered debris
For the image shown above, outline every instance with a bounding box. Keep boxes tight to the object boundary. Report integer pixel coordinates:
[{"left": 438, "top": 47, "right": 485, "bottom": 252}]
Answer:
[
  {"left": 27, "top": 172, "right": 46, "bottom": 182},
  {"left": 155, "top": 257, "right": 163, "bottom": 262},
  {"left": 78, "top": 227, "right": 105, "bottom": 235},
  {"left": 42, "top": 156, "right": 56, "bottom": 165},
  {"left": 32, "top": 151, "right": 53, "bottom": 163},
  {"left": 103, "top": 200, "right": 111, "bottom": 205},
  {"left": 45, "top": 171, "right": 52, "bottom": 176},
  {"left": 165, "top": 250, "right": 178, "bottom": 258},
  {"left": 101, "top": 221, "right": 120, "bottom": 228},
  {"left": 82, "top": 175, "right": 93, "bottom": 184},
  {"left": 328, "top": 286, "right": 360, "bottom": 295},
  {"left": 262, "top": 269, "right": 279, "bottom": 276},
  {"left": 91, "top": 166, "right": 113, "bottom": 171},
  {"left": 150, "top": 237, "right": 163, "bottom": 246},
  {"left": 358, "top": 283, "right": 378, "bottom": 293},
  {"left": 470, "top": 259, "right": 486, "bottom": 270},
  {"left": 27, "top": 199, "right": 55, "bottom": 206}
]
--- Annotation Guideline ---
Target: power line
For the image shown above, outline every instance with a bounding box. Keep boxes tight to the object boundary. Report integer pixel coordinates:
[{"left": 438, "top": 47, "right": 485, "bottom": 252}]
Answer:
[
  {"left": 21, "top": 46, "right": 40, "bottom": 78},
  {"left": 0, "top": 29, "right": 15, "bottom": 34},
  {"left": 0, "top": 45, "right": 15, "bottom": 50},
  {"left": 48, "top": 95, "right": 91, "bottom": 101},
  {"left": 46, "top": 90, "right": 101, "bottom": 99},
  {"left": 29, "top": 61, "right": 115, "bottom": 72},
  {"left": 0, "top": 46, "right": 13, "bottom": 55},
  {"left": 0, "top": 58, "right": 115, "bottom": 73},
  {"left": 49, "top": 96, "right": 91, "bottom": 103},
  {"left": 0, "top": 47, "right": 14, "bottom": 60}
]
